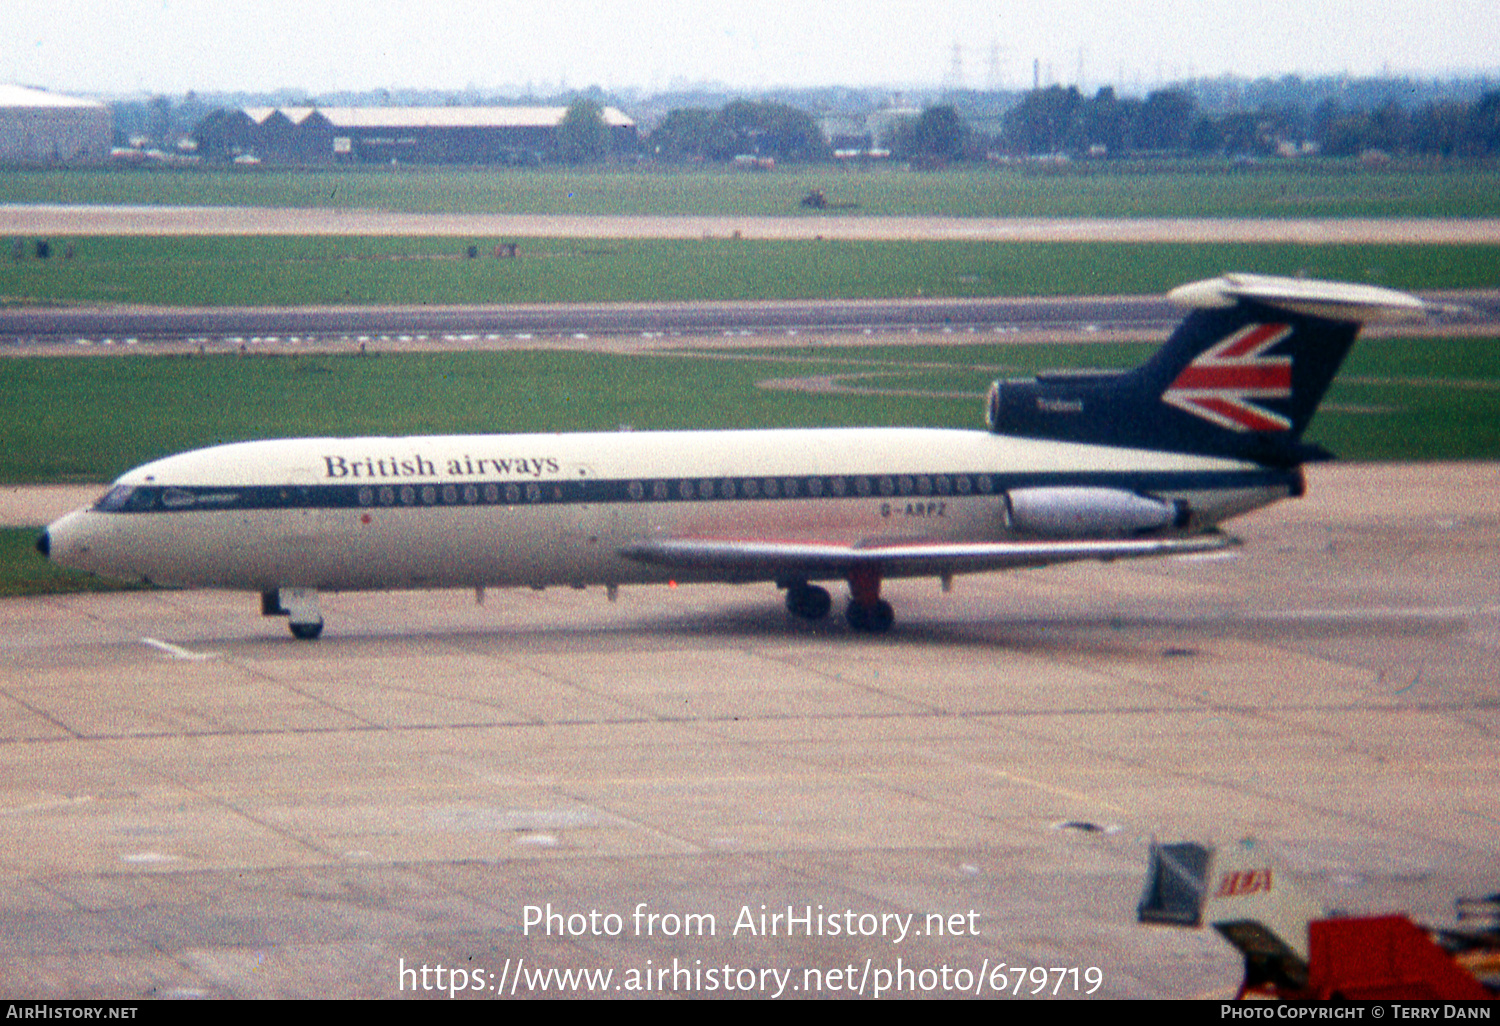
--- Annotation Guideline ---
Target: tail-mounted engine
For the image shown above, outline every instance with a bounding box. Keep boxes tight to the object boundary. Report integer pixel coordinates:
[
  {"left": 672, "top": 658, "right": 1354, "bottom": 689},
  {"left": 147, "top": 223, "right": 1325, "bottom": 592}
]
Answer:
[
  {"left": 985, "top": 372, "right": 1123, "bottom": 439},
  {"left": 1004, "top": 487, "right": 1191, "bottom": 538}
]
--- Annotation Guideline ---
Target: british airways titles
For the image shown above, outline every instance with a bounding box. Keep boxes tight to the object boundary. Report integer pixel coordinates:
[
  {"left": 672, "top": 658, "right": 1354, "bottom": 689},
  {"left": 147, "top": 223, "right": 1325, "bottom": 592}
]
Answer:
[{"left": 323, "top": 453, "right": 562, "bottom": 480}]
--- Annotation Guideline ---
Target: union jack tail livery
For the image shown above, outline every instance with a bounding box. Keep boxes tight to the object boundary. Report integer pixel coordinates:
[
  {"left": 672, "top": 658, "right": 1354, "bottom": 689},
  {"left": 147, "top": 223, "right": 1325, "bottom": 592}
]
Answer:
[
  {"left": 986, "top": 274, "right": 1426, "bottom": 466},
  {"left": 1159, "top": 320, "right": 1296, "bottom": 434}
]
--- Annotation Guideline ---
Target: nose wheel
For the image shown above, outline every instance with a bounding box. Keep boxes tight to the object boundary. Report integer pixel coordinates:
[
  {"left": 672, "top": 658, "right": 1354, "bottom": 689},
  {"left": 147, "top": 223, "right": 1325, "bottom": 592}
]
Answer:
[
  {"left": 263, "top": 588, "right": 324, "bottom": 640},
  {"left": 289, "top": 619, "right": 325, "bottom": 640}
]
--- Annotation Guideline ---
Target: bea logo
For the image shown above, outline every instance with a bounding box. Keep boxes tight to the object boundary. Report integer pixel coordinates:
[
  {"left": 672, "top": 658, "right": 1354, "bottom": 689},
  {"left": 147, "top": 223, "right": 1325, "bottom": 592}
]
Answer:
[{"left": 1215, "top": 868, "right": 1274, "bottom": 898}]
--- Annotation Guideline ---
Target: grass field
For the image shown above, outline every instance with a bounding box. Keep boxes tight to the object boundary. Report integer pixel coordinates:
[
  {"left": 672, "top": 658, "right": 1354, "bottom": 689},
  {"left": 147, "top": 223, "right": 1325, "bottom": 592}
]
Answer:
[
  {"left": 6, "top": 163, "right": 1500, "bottom": 218},
  {"left": 3, "top": 335, "right": 1497, "bottom": 485},
  {"left": 4, "top": 236, "right": 1497, "bottom": 307}
]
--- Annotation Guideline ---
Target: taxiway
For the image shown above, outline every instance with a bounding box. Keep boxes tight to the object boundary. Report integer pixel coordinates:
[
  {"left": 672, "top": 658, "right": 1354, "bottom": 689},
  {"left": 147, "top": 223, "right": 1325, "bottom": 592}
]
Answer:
[{"left": 6, "top": 205, "right": 1500, "bottom": 243}]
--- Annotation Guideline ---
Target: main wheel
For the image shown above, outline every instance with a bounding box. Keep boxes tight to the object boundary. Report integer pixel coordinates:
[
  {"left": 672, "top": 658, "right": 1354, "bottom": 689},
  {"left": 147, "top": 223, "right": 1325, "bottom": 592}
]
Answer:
[
  {"left": 785, "top": 583, "right": 833, "bottom": 621},
  {"left": 845, "top": 599, "right": 894, "bottom": 633}
]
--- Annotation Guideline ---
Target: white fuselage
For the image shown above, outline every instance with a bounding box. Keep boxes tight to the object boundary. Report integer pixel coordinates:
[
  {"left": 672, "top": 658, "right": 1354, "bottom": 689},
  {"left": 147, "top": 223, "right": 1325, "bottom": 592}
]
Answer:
[{"left": 43, "top": 427, "right": 1293, "bottom": 594}]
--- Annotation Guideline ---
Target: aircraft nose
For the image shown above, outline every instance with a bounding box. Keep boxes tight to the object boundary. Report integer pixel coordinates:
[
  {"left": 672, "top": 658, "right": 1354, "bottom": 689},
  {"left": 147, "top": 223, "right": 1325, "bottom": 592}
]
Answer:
[{"left": 35, "top": 529, "right": 50, "bottom": 558}]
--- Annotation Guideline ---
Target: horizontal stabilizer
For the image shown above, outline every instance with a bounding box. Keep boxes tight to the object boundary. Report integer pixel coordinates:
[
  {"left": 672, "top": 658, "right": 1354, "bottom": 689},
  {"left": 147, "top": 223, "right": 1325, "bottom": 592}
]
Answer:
[{"left": 1168, "top": 273, "right": 1427, "bottom": 324}]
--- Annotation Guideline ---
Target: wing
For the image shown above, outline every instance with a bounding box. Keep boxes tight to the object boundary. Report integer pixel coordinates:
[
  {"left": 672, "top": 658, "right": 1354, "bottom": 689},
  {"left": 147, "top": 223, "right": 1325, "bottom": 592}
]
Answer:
[{"left": 618, "top": 532, "right": 1237, "bottom": 581}]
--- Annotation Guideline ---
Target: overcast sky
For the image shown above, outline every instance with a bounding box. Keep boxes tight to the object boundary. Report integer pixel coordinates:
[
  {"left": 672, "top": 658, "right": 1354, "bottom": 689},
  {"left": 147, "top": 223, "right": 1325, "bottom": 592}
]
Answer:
[{"left": 7, "top": 0, "right": 1498, "bottom": 98}]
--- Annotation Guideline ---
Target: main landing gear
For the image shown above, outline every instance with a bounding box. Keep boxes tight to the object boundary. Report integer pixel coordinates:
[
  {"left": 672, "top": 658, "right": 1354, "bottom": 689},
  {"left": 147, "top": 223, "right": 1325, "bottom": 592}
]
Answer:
[
  {"left": 782, "top": 568, "right": 895, "bottom": 633},
  {"left": 262, "top": 588, "right": 324, "bottom": 640},
  {"left": 844, "top": 565, "right": 894, "bottom": 633},
  {"left": 784, "top": 580, "right": 833, "bottom": 621}
]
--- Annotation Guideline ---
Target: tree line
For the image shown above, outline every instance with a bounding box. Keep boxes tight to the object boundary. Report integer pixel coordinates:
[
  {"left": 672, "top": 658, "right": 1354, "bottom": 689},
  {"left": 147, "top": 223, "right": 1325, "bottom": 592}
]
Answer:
[
  {"left": 638, "top": 89, "right": 1500, "bottom": 164},
  {"left": 995, "top": 85, "right": 1500, "bottom": 159},
  {"left": 131, "top": 81, "right": 1500, "bottom": 166},
  {"left": 643, "top": 100, "right": 831, "bottom": 163}
]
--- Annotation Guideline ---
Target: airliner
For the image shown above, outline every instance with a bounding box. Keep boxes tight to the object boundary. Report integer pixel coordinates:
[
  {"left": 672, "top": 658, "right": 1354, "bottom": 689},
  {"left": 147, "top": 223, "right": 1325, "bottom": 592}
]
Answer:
[{"left": 36, "top": 274, "right": 1426, "bottom": 639}]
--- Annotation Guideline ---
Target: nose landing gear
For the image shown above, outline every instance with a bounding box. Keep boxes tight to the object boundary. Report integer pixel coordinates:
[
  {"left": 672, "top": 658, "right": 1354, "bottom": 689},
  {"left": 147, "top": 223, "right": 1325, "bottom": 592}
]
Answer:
[{"left": 262, "top": 588, "right": 324, "bottom": 640}]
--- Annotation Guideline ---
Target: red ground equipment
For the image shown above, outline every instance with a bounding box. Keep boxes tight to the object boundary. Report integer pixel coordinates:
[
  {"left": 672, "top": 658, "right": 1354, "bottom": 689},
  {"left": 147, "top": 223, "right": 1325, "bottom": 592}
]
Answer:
[{"left": 1137, "top": 840, "right": 1498, "bottom": 1000}]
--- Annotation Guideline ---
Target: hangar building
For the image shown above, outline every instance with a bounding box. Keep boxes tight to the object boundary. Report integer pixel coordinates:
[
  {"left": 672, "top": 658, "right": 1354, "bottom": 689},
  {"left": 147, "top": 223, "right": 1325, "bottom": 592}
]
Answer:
[
  {"left": 195, "top": 105, "right": 637, "bottom": 165},
  {"left": 0, "top": 84, "right": 111, "bottom": 163}
]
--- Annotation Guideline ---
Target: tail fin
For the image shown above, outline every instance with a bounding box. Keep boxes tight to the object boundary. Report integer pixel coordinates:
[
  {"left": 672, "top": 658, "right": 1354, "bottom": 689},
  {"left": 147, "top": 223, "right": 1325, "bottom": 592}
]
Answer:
[{"left": 987, "top": 274, "right": 1426, "bottom": 466}]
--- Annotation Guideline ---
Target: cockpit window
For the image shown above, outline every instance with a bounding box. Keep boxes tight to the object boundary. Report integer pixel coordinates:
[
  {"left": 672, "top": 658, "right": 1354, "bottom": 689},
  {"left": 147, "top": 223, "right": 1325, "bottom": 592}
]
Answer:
[
  {"left": 93, "top": 486, "right": 156, "bottom": 512},
  {"left": 94, "top": 485, "right": 137, "bottom": 511}
]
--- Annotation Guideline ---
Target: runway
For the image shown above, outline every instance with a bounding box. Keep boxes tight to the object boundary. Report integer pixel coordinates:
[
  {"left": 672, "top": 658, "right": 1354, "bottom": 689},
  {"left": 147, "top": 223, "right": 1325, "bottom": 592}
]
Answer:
[
  {"left": 1, "top": 462, "right": 1495, "bottom": 999},
  {"left": 0, "top": 294, "right": 1188, "bottom": 351},
  {"left": 3, "top": 290, "right": 1498, "bottom": 356}
]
